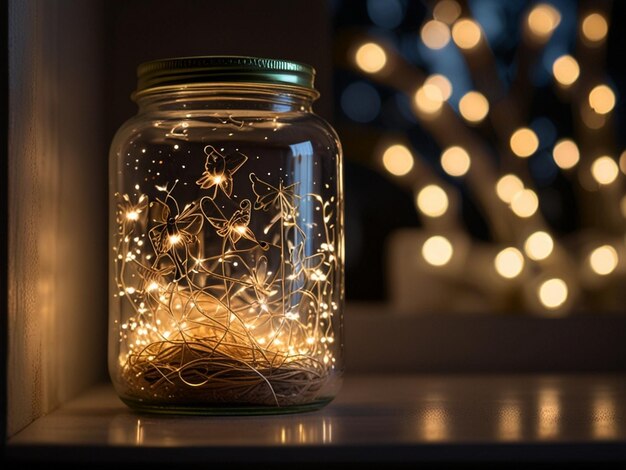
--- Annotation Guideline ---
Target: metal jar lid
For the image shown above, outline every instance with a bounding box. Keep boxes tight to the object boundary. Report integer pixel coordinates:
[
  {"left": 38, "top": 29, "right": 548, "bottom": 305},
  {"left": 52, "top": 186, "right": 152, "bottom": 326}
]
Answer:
[{"left": 136, "top": 56, "right": 316, "bottom": 93}]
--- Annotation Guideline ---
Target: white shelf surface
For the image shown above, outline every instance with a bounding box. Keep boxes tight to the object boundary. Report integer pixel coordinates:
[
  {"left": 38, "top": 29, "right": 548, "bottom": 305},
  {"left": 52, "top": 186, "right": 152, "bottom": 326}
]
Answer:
[{"left": 7, "top": 374, "right": 626, "bottom": 462}]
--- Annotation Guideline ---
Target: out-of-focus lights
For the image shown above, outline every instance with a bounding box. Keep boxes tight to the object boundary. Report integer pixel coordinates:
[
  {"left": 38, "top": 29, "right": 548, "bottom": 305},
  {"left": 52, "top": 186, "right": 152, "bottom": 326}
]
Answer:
[
  {"left": 494, "top": 247, "right": 525, "bottom": 279},
  {"left": 441, "top": 146, "right": 471, "bottom": 176},
  {"left": 382, "top": 144, "right": 414, "bottom": 176},
  {"left": 589, "top": 245, "right": 618, "bottom": 275},
  {"left": 433, "top": 0, "right": 461, "bottom": 24},
  {"left": 524, "top": 231, "right": 554, "bottom": 261},
  {"left": 552, "top": 139, "right": 580, "bottom": 170},
  {"left": 451, "top": 19, "right": 482, "bottom": 49},
  {"left": 417, "top": 185, "right": 449, "bottom": 217},
  {"left": 527, "top": 4, "right": 561, "bottom": 39},
  {"left": 620, "top": 195, "right": 626, "bottom": 218},
  {"left": 552, "top": 55, "right": 580, "bottom": 86},
  {"left": 422, "top": 235, "right": 454, "bottom": 266},
  {"left": 425, "top": 74, "right": 453, "bottom": 101},
  {"left": 588, "top": 85, "right": 615, "bottom": 115},
  {"left": 421, "top": 20, "right": 451, "bottom": 50},
  {"left": 591, "top": 156, "right": 619, "bottom": 185},
  {"left": 582, "top": 13, "right": 608, "bottom": 42},
  {"left": 510, "top": 128, "right": 539, "bottom": 158},
  {"left": 459, "top": 91, "right": 489, "bottom": 123},
  {"left": 414, "top": 85, "right": 444, "bottom": 114},
  {"left": 496, "top": 174, "right": 524, "bottom": 203},
  {"left": 511, "top": 189, "right": 539, "bottom": 218},
  {"left": 355, "top": 42, "right": 387, "bottom": 73},
  {"left": 538, "top": 278, "right": 568, "bottom": 309}
]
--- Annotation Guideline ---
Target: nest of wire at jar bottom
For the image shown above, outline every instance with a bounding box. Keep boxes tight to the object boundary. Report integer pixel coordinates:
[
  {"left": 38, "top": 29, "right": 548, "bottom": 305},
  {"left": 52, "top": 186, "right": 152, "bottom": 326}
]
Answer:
[{"left": 118, "top": 339, "right": 333, "bottom": 410}]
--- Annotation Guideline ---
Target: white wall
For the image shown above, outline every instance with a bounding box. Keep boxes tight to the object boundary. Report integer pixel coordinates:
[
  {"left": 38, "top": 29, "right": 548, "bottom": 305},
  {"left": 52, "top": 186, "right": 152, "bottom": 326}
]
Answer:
[{"left": 8, "top": 0, "right": 107, "bottom": 436}]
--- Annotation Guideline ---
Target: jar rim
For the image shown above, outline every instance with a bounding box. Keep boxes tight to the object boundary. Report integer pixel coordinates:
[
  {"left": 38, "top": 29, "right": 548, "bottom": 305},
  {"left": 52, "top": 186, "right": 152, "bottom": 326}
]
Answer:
[{"left": 136, "top": 56, "right": 316, "bottom": 94}]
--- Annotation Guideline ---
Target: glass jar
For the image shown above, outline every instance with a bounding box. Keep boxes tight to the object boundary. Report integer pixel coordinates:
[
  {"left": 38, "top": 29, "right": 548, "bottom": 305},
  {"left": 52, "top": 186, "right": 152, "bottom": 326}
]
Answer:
[{"left": 108, "top": 56, "right": 344, "bottom": 414}]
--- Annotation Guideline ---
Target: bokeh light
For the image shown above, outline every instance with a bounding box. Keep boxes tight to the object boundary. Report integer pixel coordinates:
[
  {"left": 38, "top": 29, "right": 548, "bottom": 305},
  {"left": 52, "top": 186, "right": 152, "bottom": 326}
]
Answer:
[
  {"left": 588, "top": 85, "right": 616, "bottom": 115},
  {"left": 414, "top": 85, "right": 444, "bottom": 114},
  {"left": 496, "top": 174, "right": 524, "bottom": 204},
  {"left": 382, "top": 144, "right": 414, "bottom": 176},
  {"left": 417, "top": 185, "right": 449, "bottom": 217},
  {"left": 552, "top": 55, "right": 580, "bottom": 86},
  {"left": 511, "top": 189, "right": 539, "bottom": 218},
  {"left": 441, "top": 146, "right": 471, "bottom": 176},
  {"left": 459, "top": 91, "right": 489, "bottom": 123},
  {"left": 582, "top": 13, "right": 608, "bottom": 43},
  {"left": 527, "top": 4, "right": 561, "bottom": 40},
  {"left": 433, "top": 0, "right": 461, "bottom": 25},
  {"left": 355, "top": 42, "right": 387, "bottom": 73},
  {"left": 510, "top": 127, "right": 539, "bottom": 158},
  {"left": 494, "top": 247, "right": 525, "bottom": 279},
  {"left": 424, "top": 74, "right": 453, "bottom": 101},
  {"left": 524, "top": 231, "right": 554, "bottom": 261},
  {"left": 451, "top": 19, "right": 482, "bottom": 49},
  {"left": 538, "top": 278, "right": 568, "bottom": 309},
  {"left": 421, "top": 20, "right": 451, "bottom": 50},
  {"left": 422, "top": 235, "right": 454, "bottom": 266},
  {"left": 589, "top": 245, "right": 618, "bottom": 275},
  {"left": 552, "top": 139, "right": 580, "bottom": 170},
  {"left": 341, "top": 81, "right": 381, "bottom": 122},
  {"left": 591, "top": 156, "right": 619, "bottom": 185}
]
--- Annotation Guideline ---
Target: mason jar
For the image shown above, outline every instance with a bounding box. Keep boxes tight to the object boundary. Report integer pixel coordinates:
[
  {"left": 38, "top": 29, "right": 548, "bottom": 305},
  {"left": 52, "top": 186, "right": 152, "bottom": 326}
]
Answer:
[{"left": 109, "top": 56, "right": 344, "bottom": 414}]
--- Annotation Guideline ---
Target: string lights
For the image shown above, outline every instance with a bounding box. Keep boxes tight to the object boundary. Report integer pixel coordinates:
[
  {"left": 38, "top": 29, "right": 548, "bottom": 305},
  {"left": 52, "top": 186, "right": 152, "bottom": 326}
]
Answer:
[{"left": 346, "top": 0, "right": 624, "bottom": 313}]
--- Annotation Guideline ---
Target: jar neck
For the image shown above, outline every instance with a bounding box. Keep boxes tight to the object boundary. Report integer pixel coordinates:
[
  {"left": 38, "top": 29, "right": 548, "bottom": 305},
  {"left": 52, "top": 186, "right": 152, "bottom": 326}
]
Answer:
[{"left": 134, "top": 83, "right": 318, "bottom": 114}]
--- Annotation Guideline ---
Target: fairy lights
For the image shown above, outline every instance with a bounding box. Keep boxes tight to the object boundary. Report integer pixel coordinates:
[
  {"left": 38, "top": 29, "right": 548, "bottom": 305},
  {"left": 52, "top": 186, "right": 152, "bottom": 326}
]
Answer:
[
  {"left": 355, "top": 42, "right": 387, "bottom": 73},
  {"left": 422, "top": 235, "right": 453, "bottom": 266},
  {"left": 416, "top": 185, "right": 449, "bottom": 217},
  {"left": 441, "top": 146, "right": 471, "bottom": 177},
  {"left": 346, "top": 1, "right": 623, "bottom": 314},
  {"left": 588, "top": 85, "right": 616, "bottom": 115},
  {"left": 581, "top": 13, "right": 608, "bottom": 43},
  {"left": 496, "top": 174, "right": 524, "bottom": 204},
  {"left": 589, "top": 245, "right": 618, "bottom": 275},
  {"left": 552, "top": 139, "right": 580, "bottom": 170},
  {"left": 451, "top": 19, "right": 482, "bottom": 49},
  {"left": 591, "top": 156, "right": 619, "bottom": 185},
  {"left": 421, "top": 20, "right": 451, "bottom": 50},
  {"left": 459, "top": 91, "right": 489, "bottom": 123},
  {"left": 510, "top": 128, "right": 539, "bottom": 158},
  {"left": 527, "top": 4, "right": 561, "bottom": 40},
  {"left": 538, "top": 278, "right": 568, "bottom": 309},
  {"left": 382, "top": 144, "right": 414, "bottom": 176},
  {"left": 552, "top": 55, "right": 580, "bottom": 86},
  {"left": 524, "top": 231, "right": 554, "bottom": 261},
  {"left": 511, "top": 189, "right": 539, "bottom": 218},
  {"left": 494, "top": 247, "right": 524, "bottom": 279},
  {"left": 113, "top": 144, "right": 339, "bottom": 407}
]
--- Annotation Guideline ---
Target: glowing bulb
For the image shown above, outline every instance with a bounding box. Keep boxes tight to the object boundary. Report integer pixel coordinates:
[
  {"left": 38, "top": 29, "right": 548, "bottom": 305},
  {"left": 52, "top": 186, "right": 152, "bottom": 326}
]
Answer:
[
  {"left": 213, "top": 175, "right": 223, "bottom": 184},
  {"left": 582, "top": 13, "right": 608, "bottom": 42},
  {"left": 589, "top": 245, "right": 618, "bottom": 275},
  {"left": 382, "top": 144, "right": 414, "bottom": 176},
  {"left": 510, "top": 128, "right": 539, "bottom": 158},
  {"left": 441, "top": 146, "right": 471, "bottom": 176},
  {"left": 511, "top": 189, "right": 539, "bottom": 218},
  {"left": 459, "top": 91, "right": 489, "bottom": 123},
  {"left": 416, "top": 185, "right": 449, "bottom": 217},
  {"left": 527, "top": 4, "right": 561, "bottom": 39},
  {"left": 168, "top": 233, "right": 182, "bottom": 245},
  {"left": 424, "top": 74, "right": 453, "bottom": 101},
  {"left": 588, "top": 85, "right": 615, "bottom": 115},
  {"left": 146, "top": 282, "right": 159, "bottom": 292},
  {"left": 421, "top": 20, "right": 451, "bottom": 50},
  {"left": 433, "top": 0, "right": 461, "bottom": 24},
  {"left": 414, "top": 86, "right": 444, "bottom": 114},
  {"left": 524, "top": 231, "right": 554, "bottom": 261},
  {"left": 451, "top": 19, "right": 482, "bottom": 49},
  {"left": 552, "top": 55, "right": 580, "bottom": 86},
  {"left": 539, "top": 278, "right": 568, "bottom": 309},
  {"left": 422, "top": 235, "right": 453, "bottom": 266},
  {"left": 591, "top": 156, "right": 619, "bottom": 185},
  {"left": 235, "top": 225, "right": 247, "bottom": 234},
  {"left": 496, "top": 174, "right": 524, "bottom": 204},
  {"left": 126, "top": 210, "right": 140, "bottom": 221},
  {"left": 552, "top": 139, "right": 580, "bottom": 170},
  {"left": 494, "top": 247, "right": 524, "bottom": 279},
  {"left": 355, "top": 42, "right": 387, "bottom": 73}
]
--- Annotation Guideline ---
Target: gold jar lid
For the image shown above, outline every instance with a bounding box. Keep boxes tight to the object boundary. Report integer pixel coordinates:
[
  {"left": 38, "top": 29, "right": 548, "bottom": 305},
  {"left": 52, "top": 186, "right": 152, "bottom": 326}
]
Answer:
[{"left": 136, "top": 55, "right": 316, "bottom": 93}]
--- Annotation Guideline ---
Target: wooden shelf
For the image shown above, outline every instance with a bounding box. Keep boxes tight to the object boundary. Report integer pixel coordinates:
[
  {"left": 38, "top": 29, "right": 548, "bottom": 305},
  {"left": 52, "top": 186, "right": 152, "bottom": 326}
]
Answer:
[{"left": 7, "top": 374, "right": 626, "bottom": 463}]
